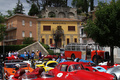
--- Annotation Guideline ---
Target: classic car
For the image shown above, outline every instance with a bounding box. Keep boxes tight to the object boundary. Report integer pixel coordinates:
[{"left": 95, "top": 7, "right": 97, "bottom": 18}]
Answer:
[
  {"left": 4, "top": 60, "right": 33, "bottom": 79},
  {"left": 5, "top": 55, "right": 18, "bottom": 60},
  {"left": 48, "top": 62, "right": 115, "bottom": 80},
  {"left": 9, "top": 67, "right": 66, "bottom": 80},
  {"left": 106, "top": 66, "right": 120, "bottom": 80},
  {"left": 36, "top": 60, "right": 58, "bottom": 72}
]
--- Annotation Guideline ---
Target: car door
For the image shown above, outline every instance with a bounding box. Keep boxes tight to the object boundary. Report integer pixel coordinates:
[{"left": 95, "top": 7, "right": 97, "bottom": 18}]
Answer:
[{"left": 56, "top": 64, "right": 68, "bottom": 78}]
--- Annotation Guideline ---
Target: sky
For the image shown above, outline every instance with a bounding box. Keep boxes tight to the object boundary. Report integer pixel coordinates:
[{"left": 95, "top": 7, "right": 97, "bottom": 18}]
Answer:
[{"left": 0, "top": 0, "right": 113, "bottom": 15}]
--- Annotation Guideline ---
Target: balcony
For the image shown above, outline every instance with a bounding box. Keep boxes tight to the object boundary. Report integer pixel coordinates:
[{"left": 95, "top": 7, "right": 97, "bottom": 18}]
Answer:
[
  {"left": 4, "top": 36, "right": 17, "bottom": 42},
  {"left": 6, "top": 27, "right": 17, "bottom": 31}
]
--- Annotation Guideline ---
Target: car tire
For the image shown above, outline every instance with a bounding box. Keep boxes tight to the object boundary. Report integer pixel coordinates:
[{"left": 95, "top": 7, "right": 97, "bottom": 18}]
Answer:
[
  {"left": 92, "top": 56, "right": 101, "bottom": 63},
  {"left": 111, "top": 73, "right": 117, "bottom": 80}
]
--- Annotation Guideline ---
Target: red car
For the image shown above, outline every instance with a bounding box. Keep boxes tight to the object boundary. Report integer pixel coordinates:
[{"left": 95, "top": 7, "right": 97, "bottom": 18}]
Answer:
[
  {"left": 10, "top": 68, "right": 66, "bottom": 80},
  {"left": 48, "top": 62, "right": 115, "bottom": 80},
  {"left": 6, "top": 55, "right": 18, "bottom": 60}
]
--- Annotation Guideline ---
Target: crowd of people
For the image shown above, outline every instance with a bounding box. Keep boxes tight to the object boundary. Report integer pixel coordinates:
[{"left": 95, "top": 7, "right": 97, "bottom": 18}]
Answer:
[{"left": 8, "top": 50, "right": 42, "bottom": 60}]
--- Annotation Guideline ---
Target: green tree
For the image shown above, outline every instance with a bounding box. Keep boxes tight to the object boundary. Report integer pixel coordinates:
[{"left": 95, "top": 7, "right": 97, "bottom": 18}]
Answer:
[
  {"left": 84, "top": 0, "right": 120, "bottom": 65},
  {"left": 52, "top": 26, "right": 64, "bottom": 48},
  {"left": 26, "top": 0, "right": 68, "bottom": 11},
  {"left": 14, "top": 0, "right": 24, "bottom": 14},
  {"left": 5, "top": 10, "right": 14, "bottom": 17},
  {"left": 90, "top": 0, "right": 94, "bottom": 11},
  {"left": 0, "top": 12, "right": 5, "bottom": 23},
  {"left": 28, "top": 3, "right": 39, "bottom": 16},
  {"left": 72, "top": 0, "right": 89, "bottom": 14},
  {"left": 0, "top": 12, "right": 6, "bottom": 41},
  {"left": 23, "top": 37, "right": 34, "bottom": 44}
]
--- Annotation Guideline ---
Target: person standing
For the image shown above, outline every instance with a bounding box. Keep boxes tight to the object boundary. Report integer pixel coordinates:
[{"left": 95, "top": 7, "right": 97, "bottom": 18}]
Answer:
[
  {"left": 27, "top": 50, "right": 30, "bottom": 60},
  {"left": 39, "top": 51, "right": 42, "bottom": 59},
  {"left": 31, "top": 50, "right": 35, "bottom": 60},
  {"left": 8, "top": 51, "right": 11, "bottom": 57}
]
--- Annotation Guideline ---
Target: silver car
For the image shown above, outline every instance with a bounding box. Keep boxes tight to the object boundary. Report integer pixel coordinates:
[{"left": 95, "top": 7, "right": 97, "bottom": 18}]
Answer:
[{"left": 106, "top": 66, "right": 120, "bottom": 80}]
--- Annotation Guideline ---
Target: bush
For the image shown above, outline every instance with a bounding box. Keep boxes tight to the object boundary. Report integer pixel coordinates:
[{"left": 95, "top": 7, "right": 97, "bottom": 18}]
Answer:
[{"left": 0, "top": 44, "right": 28, "bottom": 54}]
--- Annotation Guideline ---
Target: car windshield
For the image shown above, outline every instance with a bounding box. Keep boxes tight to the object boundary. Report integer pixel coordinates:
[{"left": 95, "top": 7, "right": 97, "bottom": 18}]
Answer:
[
  {"left": 47, "top": 63, "right": 58, "bottom": 68},
  {"left": 68, "top": 64, "right": 81, "bottom": 72}
]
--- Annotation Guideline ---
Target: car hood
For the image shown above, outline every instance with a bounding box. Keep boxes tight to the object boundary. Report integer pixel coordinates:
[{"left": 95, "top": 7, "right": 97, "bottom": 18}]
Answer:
[{"left": 67, "top": 70, "right": 113, "bottom": 80}]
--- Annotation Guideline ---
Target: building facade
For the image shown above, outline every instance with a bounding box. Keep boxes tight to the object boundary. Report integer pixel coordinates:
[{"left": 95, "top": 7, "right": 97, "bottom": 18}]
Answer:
[
  {"left": 4, "top": 14, "right": 37, "bottom": 45},
  {"left": 37, "top": 18, "right": 81, "bottom": 48}
]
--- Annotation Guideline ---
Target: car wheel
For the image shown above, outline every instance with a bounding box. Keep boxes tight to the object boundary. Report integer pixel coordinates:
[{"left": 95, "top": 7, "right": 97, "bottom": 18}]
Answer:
[
  {"left": 111, "top": 73, "right": 117, "bottom": 80},
  {"left": 71, "top": 54, "right": 75, "bottom": 60},
  {"left": 92, "top": 56, "right": 101, "bottom": 63}
]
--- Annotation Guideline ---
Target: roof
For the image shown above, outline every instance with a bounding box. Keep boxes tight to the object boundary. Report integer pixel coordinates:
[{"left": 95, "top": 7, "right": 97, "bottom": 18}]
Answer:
[
  {"left": 38, "top": 18, "right": 81, "bottom": 22},
  {"left": 7, "top": 14, "right": 38, "bottom": 20},
  {"left": 60, "top": 62, "right": 80, "bottom": 66}
]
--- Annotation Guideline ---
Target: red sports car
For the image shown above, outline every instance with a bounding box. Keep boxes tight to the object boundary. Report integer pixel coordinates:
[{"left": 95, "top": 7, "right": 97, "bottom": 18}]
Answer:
[
  {"left": 48, "top": 62, "right": 115, "bottom": 80},
  {"left": 9, "top": 68, "right": 66, "bottom": 80}
]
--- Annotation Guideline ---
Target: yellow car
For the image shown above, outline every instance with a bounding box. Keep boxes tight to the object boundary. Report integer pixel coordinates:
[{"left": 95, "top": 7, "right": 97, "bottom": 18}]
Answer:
[{"left": 36, "top": 61, "right": 58, "bottom": 72}]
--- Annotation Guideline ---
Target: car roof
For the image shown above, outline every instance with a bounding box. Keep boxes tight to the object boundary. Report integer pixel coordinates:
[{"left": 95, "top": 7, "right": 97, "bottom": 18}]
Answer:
[{"left": 59, "top": 62, "right": 80, "bottom": 66}]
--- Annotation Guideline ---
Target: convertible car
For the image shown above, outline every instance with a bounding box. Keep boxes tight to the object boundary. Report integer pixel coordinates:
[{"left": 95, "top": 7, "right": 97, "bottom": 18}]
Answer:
[
  {"left": 36, "top": 60, "right": 58, "bottom": 72},
  {"left": 48, "top": 62, "right": 115, "bottom": 80},
  {"left": 9, "top": 67, "right": 66, "bottom": 80},
  {"left": 4, "top": 60, "right": 33, "bottom": 79}
]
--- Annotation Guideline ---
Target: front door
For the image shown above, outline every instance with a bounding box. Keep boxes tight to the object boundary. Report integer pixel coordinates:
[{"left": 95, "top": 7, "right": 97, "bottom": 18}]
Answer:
[{"left": 57, "top": 39, "right": 62, "bottom": 48}]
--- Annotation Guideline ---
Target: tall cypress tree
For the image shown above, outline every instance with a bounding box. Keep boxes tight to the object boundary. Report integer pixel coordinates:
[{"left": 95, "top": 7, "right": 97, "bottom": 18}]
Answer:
[
  {"left": 28, "top": 3, "right": 39, "bottom": 16},
  {"left": 90, "top": 0, "right": 94, "bottom": 11},
  {"left": 14, "top": 0, "right": 24, "bottom": 14}
]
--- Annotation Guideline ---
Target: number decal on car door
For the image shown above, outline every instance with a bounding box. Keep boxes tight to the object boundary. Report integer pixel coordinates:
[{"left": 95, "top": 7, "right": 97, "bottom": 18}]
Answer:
[{"left": 57, "top": 73, "right": 63, "bottom": 77}]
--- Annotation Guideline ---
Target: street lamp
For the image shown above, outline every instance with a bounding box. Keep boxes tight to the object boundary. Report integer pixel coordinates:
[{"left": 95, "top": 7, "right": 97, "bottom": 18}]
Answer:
[
  {"left": 95, "top": 43, "right": 98, "bottom": 65},
  {"left": 53, "top": 34, "right": 56, "bottom": 55}
]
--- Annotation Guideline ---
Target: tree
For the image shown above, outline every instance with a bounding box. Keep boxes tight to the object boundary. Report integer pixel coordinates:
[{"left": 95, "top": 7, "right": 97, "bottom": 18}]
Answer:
[
  {"left": 52, "top": 26, "right": 64, "bottom": 48},
  {"left": 14, "top": 0, "right": 25, "bottom": 14},
  {"left": 84, "top": 0, "right": 120, "bottom": 65},
  {"left": 26, "top": 0, "right": 68, "bottom": 11},
  {"left": 72, "top": 0, "right": 89, "bottom": 14},
  {"left": 23, "top": 37, "right": 34, "bottom": 44},
  {"left": 90, "top": 0, "right": 94, "bottom": 11},
  {"left": 0, "top": 12, "right": 6, "bottom": 41},
  {"left": 28, "top": 3, "right": 39, "bottom": 16},
  {"left": 5, "top": 10, "right": 14, "bottom": 17}
]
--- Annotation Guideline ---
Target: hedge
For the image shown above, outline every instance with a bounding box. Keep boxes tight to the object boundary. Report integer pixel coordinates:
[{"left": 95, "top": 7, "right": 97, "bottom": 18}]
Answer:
[{"left": 0, "top": 44, "right": 28, "bottom": 54}]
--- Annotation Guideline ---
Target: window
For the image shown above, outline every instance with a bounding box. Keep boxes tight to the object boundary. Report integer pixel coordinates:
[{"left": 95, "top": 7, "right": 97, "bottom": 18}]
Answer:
[
  {"left": 74, "top": 38, "right": 77, "bottom": 43},
  {"left": 50, "top": 38, "right": 52, "bottom": 44},
  {"left": 29, "top": 31, "right": 32, "bottom": 37},
  {"left": 42, "top": 38, "right": 45, "bottom": 43},
  {"left": 11, "top": 22, "right": 13, "bottom": 27},
  {"left": 30, "top": 21, "right": 32, "bottom": 27},
  {"left": 60, "top": 65, "right": 68, "bottom": 72},
  {"left": 22, "top": 31, "right": 25, "bottom": 37},
  {"left": 81, "top": 28, "right": 84, "bottom": 35},
  {"left": 43, "top": 26, "right": 51, "bottom": 31},
  {"left": 68, "top": 26, "right": 75, "bottom": 31},
  {"left": 8, "top": 23, "right": 10, "bottom": 28},
  {"left": 22, "top": 20, "right": 25, "bottom": 26},
  {"left": 67, "top": 38, "right": 69, "bottom": 44}
]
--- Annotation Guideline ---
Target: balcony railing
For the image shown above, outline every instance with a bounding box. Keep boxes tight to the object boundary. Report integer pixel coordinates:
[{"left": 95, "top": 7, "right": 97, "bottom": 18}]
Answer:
[{"left": 5, "top": 36, "right": 16, "bottom": 40}]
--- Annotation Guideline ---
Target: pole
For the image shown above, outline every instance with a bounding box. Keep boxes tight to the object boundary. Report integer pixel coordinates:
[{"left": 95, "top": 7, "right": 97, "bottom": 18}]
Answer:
[{"left": 95, "top": 43, "right": 98, "bottom": 65}]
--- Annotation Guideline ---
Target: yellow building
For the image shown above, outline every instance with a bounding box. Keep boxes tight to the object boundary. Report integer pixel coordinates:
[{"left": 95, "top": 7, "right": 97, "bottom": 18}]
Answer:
[{"left": 37, "top": 18, "right": 81, "bottom": 48}]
